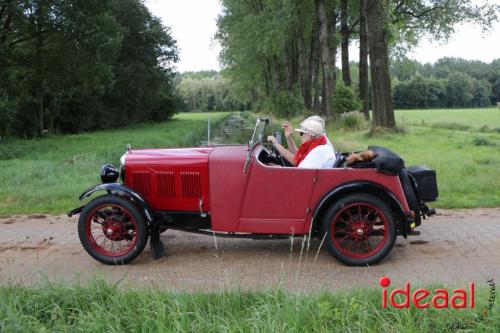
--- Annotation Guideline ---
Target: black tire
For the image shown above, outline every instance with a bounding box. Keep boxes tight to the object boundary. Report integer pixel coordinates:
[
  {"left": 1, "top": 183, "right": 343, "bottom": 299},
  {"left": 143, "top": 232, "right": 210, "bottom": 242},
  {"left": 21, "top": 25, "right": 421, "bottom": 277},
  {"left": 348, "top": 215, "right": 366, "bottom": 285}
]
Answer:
[
  {"left": 321, "top": 193, "right": 397, "bottom": 266},
  {"left": 78, "top": 194, "right": 148, "bottom": 265}
]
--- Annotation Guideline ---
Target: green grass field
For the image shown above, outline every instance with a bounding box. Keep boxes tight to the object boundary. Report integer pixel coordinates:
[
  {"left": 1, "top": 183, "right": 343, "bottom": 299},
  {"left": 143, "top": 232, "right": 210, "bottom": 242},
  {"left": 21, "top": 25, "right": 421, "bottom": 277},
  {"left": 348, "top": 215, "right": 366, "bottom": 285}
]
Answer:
[
  {"left": 395, "top": 107, "right": 500, "bottom": 130},
  {"left": 0, "top": 280, "right": 497, "bottom": 332},
  {"left": 326, "top": 108, "right": 500, "bottom": 208},
  {"left": 0, "top": 108, "right": 499, "bottom": 214},
  {"left": 0, "top": 112, "right": 230, "bottom": 216}
]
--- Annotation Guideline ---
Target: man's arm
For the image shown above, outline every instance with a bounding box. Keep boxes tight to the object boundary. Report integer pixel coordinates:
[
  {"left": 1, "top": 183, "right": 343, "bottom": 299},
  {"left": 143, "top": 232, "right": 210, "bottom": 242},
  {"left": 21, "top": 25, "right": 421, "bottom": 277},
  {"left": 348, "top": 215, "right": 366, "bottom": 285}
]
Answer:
[
  {"left": 286, "top": 136, "right": 298, "bottom": 154},
  {"left": 282, "top": 121, "right": 298, "bottom": 153},
  {"left": 267, "top": 136, "right": 295, "bottom": 165}
]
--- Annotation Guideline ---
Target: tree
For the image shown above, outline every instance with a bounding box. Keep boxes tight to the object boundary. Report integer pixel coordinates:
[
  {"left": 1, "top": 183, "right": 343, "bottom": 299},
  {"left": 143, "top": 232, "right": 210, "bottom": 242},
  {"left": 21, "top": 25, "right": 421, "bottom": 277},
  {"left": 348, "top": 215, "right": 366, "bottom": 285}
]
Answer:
[
  {"left": 365, "top": 0, "right": 395, "bottom": 131},
  {"left": 469, "top": 79, "right": 492, "bottom": 107},
  {"left": 358, "top": 0, "right": 369, "bottom": 119},
  {"left": 340, "top": 0, "right": 351, "bottom": 87},
  {"left": 0, "top": 0, "right": 180, "bottom": 138},
  {"left": 446, "top": 72, "right": 474, "bottom": 107},
  {"left": 316, "top": 0, "right": 333, "bottom": 116},
  {"left": 390, "top": 0, "right": 499, "bottom": 54}
]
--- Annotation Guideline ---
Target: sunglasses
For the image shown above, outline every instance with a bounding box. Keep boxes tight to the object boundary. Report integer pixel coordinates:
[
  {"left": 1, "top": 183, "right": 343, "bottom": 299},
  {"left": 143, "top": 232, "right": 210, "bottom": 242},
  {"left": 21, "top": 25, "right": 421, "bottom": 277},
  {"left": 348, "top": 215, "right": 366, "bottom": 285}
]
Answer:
[{"left": 299, "top": 131, "right": 307, "bottom": 137}]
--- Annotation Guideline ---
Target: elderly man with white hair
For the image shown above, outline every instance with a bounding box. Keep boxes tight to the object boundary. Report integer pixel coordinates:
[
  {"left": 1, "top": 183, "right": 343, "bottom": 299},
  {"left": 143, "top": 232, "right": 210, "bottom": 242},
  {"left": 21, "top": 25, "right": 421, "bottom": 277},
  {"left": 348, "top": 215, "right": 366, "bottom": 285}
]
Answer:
[{"left": 267, "top": 115, "right": 336, "bottom": 169}]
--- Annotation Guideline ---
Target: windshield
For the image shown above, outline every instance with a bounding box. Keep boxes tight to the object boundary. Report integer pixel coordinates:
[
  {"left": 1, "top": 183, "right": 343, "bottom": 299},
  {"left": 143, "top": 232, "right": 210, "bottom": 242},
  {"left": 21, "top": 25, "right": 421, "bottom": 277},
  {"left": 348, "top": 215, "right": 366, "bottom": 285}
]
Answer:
[
  {"left": 244, "top": 117, "right": 269, "bottom": 173},
  {"left": 248, "top": 117, "right": 270, "bottom": 150}
]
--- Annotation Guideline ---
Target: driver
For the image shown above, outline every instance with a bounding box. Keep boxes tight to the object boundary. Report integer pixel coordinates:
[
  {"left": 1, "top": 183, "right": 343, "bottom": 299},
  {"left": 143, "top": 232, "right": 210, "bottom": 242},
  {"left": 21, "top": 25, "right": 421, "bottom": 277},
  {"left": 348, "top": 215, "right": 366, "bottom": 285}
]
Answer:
[{"left": 267, "top": 117, "right": 336, "bottom": 168}]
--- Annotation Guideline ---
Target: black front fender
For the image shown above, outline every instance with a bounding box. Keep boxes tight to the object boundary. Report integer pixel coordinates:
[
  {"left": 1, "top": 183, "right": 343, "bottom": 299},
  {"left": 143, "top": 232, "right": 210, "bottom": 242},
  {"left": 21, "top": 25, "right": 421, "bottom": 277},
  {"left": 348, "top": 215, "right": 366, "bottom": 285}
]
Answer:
[{"left": 68, "top": 183, "right": 154, "bottom": 223}]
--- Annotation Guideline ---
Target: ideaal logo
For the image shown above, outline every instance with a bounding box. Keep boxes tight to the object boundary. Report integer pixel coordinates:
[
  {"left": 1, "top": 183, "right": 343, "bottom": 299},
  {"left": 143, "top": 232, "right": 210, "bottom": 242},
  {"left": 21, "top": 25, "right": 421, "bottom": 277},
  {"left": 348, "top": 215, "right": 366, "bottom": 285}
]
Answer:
[{"left": 379, "top": 276, "right": 475, "bottom": 309}]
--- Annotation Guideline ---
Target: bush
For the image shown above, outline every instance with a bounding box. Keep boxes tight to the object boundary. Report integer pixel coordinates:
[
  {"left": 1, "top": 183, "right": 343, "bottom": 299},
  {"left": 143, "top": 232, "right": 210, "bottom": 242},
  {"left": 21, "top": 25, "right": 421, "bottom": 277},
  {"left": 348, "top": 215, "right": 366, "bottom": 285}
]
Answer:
[
  {"left": 431, "top": 122, "right": 472, "bottom": 131},
  {"left": 472, "top": 137, "right": 496, "bottom": 146},
  {"left": 339, "top": 111, "right": 368, "bottom": 130},
  {"left": 333, "top": 84, "right": 361, "bottom": 114}
]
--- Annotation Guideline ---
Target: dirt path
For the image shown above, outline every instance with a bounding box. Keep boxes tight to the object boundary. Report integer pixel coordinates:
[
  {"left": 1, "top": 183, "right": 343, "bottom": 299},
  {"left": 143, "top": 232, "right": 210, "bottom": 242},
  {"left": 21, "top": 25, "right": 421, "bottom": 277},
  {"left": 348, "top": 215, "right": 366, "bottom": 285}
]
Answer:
[{"left": 1, "top": 209, "right": 499, "bottom": 291}]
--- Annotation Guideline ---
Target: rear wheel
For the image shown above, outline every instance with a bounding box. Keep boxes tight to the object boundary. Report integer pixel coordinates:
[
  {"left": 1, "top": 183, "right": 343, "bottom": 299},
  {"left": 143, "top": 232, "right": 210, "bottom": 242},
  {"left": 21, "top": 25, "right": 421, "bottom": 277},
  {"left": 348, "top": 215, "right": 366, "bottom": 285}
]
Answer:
[
  {"left": 321, "top": 194, "right": 396, "bottom": 266},
  {"left": 78, "top": 194, "right": 148, "bottom": 265}
]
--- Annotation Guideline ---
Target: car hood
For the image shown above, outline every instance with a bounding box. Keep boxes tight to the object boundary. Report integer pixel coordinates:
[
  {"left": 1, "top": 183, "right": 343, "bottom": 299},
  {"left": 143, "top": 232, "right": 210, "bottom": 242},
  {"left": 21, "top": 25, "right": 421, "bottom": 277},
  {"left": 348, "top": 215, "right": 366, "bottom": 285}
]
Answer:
[{"left": 124, "top": 147, "right": 214, "bottom": 166}]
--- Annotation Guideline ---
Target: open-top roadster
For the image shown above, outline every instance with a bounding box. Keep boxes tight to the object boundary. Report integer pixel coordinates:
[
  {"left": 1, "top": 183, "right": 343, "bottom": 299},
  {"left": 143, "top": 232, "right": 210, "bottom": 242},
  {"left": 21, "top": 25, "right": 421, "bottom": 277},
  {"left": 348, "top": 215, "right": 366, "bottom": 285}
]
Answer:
[{"left": 68, "top": 118, "right": 438, "bottom": 266}]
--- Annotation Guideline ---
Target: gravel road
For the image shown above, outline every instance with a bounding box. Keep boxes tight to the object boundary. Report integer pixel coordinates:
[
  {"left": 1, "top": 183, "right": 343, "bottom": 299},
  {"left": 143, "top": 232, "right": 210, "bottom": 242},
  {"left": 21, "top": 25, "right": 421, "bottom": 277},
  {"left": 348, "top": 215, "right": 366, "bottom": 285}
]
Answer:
[{"left": 1, "top": 208, "right": 499, "bottom": 291}]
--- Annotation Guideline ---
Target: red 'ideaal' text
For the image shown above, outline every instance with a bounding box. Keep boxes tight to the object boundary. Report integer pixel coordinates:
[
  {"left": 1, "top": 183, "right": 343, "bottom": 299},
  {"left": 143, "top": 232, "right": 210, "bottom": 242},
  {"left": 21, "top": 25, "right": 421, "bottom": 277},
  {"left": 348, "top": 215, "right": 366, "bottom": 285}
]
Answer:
[{"left": 379, "top": 276, "right": 474, "bottom": 309}]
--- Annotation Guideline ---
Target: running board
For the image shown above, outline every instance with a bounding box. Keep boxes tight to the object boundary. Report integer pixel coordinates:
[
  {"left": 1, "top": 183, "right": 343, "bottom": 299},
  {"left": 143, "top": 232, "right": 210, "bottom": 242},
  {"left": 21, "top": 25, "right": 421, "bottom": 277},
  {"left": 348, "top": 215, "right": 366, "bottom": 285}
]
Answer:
[{"left": 168, "top": 227, "right": 290, "bottom": 240}]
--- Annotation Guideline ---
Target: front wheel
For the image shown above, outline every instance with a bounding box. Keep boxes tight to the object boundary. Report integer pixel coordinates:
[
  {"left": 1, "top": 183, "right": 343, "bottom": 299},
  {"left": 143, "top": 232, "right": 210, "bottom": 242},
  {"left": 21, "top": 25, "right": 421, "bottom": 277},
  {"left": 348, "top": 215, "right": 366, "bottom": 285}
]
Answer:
[
  {"left": 321, "top": 193, "right": 396, "bottom": 266},
  {"left": 78, "top": 194, "right": 148, "bottom": 265}
]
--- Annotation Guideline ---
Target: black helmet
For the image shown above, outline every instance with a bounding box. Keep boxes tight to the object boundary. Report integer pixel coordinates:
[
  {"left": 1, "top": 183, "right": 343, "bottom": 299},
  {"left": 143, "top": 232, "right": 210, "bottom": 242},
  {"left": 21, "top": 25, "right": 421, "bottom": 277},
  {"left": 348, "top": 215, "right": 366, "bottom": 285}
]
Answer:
[{"left": 101, "top": 164, "right": 119, "bottom": 183}]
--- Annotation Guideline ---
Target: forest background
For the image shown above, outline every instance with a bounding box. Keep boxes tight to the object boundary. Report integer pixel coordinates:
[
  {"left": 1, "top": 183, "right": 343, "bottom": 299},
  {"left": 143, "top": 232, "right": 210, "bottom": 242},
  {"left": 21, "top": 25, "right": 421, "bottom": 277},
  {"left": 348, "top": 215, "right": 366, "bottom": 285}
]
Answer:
[{"left": 1, "top": 0, "right": 499, "bottom": 139}]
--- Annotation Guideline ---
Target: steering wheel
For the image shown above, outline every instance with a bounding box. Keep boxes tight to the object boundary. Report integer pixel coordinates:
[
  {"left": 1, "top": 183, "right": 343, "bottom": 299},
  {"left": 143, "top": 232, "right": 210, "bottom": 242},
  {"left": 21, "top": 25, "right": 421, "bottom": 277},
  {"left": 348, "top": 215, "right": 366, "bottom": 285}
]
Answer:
[{"left": 269, "top": 140, "right": 286, "bottom": 166}]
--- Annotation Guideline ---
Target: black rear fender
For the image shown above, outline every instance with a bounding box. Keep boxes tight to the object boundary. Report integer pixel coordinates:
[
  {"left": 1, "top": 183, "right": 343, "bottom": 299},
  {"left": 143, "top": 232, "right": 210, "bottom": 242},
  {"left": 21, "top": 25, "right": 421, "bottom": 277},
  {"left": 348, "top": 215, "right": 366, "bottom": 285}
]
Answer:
[{"left": 311, "top": 181, "right": 412, "bottom": 238}]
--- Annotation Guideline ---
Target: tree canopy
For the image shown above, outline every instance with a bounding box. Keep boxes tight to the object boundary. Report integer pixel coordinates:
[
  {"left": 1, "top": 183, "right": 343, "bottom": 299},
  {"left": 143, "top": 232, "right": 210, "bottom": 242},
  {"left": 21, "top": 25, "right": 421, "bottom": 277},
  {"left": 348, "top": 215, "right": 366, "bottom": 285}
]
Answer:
[
  {"left": 391, "top": 57, "right": 500, "bottom": 109},
  {"left": 0, "top": 0, "right": 180, "bottom": 138},
  {"left": 216, "top": 0, "right": 499, "bottom": 130}
]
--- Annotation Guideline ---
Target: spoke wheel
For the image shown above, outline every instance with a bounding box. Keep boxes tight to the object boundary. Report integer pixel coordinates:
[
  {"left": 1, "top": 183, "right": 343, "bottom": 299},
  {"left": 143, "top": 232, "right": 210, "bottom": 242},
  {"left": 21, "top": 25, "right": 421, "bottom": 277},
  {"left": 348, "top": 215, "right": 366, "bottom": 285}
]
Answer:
[
  {"left": 322, "top": 194, "right": 396, "bottom": 266},
  {"left": 78, "top": 195, "right": 148, "bottom": 265},
  {"left": 86, "top": 204, "right": 138, "bottom": 257}
]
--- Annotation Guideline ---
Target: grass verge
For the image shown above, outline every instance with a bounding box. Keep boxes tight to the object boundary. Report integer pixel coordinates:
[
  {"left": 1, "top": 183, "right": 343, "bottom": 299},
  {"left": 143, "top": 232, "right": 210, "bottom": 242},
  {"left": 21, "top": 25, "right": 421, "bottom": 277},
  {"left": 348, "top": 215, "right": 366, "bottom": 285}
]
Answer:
[
  {"left": 0, "top": 280, "right": 497, "bottom": 332},
  {"left": 279, "top": 108, "right": 500, "bottom": 208},
  {"left": 0, "top": 112, "right": 231, "bottom": 216}
]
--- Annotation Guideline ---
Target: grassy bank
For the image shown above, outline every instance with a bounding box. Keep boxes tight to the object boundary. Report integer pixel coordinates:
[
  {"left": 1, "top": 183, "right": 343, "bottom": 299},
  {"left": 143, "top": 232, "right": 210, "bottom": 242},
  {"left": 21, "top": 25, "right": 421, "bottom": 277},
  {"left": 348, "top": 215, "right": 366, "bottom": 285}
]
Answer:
[
  {"left": 322, "top": 108, "right": 500, "bottom": 208},
  {"left": 395, "top": 107, "right": 500, "bottom": 130},
  {"left": 0, "top": 112, "right": 230, "bottom": 216},
  {"left": 0, "top": 280, "right": 497, "bottom": 332},
  {"left": 1, "top": 108, "right": 499, "bottom": 213}
]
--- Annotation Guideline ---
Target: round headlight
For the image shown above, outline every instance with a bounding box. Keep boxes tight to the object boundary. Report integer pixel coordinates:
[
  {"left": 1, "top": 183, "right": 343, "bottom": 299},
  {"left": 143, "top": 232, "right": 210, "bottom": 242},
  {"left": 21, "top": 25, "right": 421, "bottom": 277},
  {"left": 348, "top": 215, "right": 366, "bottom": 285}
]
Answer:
[{"left": 101, "top": 164, "right": 119, "bottom": 183}]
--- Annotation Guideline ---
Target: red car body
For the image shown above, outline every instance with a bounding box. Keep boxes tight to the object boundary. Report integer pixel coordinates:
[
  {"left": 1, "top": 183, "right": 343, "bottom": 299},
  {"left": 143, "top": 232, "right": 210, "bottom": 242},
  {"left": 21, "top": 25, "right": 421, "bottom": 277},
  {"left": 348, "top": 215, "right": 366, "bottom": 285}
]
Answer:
[{"left": 123, "top": 145, "right": 410, "bottom": 235}]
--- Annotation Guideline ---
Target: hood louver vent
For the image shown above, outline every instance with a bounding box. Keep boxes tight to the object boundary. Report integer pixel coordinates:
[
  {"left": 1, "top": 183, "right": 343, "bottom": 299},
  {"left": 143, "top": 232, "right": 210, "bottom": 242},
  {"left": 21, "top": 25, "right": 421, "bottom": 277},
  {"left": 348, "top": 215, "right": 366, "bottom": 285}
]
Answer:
[
  {"left": 132, "top": 170, "right": 150, "bottom": 196},
  {"left": 181, "top": 171, "right": 201, "bottom": 198},
  {"left": 156, "top": 171, "right": 175, "bottom": 198}
]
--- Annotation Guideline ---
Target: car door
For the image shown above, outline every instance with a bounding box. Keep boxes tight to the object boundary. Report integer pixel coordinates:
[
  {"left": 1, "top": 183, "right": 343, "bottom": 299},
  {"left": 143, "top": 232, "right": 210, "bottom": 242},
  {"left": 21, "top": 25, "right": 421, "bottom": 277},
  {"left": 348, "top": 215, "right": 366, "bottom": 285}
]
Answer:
[{"left": 238, "top": 156, "right": 317, "bottom": 234}]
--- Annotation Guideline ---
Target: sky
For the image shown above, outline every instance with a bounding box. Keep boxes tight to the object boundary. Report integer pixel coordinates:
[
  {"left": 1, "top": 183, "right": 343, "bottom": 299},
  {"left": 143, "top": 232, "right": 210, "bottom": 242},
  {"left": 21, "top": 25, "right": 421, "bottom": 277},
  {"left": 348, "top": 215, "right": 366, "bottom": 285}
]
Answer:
[{"left": 145, "top": 0, "right": 500, "bottom": 73}]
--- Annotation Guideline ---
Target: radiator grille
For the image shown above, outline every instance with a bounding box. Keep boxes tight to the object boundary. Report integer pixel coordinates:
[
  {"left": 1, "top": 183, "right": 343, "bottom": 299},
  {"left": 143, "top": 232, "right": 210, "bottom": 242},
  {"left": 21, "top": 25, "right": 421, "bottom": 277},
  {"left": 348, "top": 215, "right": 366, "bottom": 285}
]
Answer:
[
  {"left": 181, "top": 171, "right": 201, "bottom": 198},
  {"left": 156, "top": 171, "right": 176, "bottom": 198},
  {"left": 132, "top": 170, "right": 150, "bottom": 196}
]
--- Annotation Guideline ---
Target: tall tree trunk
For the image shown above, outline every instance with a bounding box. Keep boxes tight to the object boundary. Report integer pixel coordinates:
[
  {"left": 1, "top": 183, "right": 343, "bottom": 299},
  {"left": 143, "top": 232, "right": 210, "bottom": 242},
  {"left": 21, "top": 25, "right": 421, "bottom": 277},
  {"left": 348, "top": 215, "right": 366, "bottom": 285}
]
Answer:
[
  {"left": 312, "top": 62, "right": 321, "bottom": 112},
  {"left": 35, "top": 30, "right": 44, "bottom": 136},
  {"left": 340, "top": 0, "right": 351, "bottom": 86},
  {"left": 297, "top": 23, "right": 308, "bottom": 102},
  {"left": 290, "top": 39, "right": 299, "bottom": 86},
  {"left": 328, "top": 9, "right": 338, "bottom": 112},
  {"left": 359, "top": 0, "right": 370, "bottom": 120},
  {"left": 273, "top": 56, "right": 281, "bottom": 93},
  {"left": 0, "top": 8, "right": 12, "bottom": 45},
  {"left": 265, "top": 59, "right": 274, "bottom": 95},
  {"left": 306, "top": 21, "right": 319, "bottom": 111},
  {"left": 264, "top": 59, "right": 273, "bottom": 96},
  {"left": 365, "top": 0, "right": 396, "bottom": 130},
  {"left": 316, "top": 0, "right": 332, "bottom": 117},
  {"left": 282, "top": 45, "right": 292, "bottom": 90}
]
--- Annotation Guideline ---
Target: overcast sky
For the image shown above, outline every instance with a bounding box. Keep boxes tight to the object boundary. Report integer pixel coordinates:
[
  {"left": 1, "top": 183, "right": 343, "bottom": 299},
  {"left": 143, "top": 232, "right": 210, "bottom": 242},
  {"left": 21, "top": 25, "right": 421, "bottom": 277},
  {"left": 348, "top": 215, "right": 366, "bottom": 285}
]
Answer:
[{"left": 145, "top": 0, "right": 500, "bottom": 73}]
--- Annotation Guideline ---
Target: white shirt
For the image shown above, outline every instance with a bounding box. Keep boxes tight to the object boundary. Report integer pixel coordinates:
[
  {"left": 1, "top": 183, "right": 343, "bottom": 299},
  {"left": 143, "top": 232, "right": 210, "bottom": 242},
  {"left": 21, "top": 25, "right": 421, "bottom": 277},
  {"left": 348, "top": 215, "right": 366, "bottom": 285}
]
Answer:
[{"left": 298, "top": 143, "right": 336, "bottom": 169}]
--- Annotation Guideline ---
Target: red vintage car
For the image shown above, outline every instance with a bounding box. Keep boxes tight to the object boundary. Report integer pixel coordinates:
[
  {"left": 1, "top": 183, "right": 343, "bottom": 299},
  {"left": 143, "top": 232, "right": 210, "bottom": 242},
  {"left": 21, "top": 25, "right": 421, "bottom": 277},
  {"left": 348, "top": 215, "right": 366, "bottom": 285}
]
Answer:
[{"left": 68, "top": 118, "right": 437, "bottom": 266}]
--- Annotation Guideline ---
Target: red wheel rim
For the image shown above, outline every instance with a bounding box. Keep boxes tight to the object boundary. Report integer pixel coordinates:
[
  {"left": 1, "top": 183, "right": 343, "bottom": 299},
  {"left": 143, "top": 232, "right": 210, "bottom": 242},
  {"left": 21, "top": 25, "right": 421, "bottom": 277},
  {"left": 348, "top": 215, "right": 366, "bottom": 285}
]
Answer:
[
  {"left": 331, "top": 203, "right": 388, "bottom": 259},
  {"left": 85, "top": 204, "right": 138, "bottom": 257}
]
